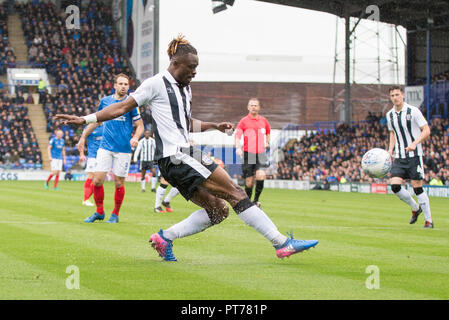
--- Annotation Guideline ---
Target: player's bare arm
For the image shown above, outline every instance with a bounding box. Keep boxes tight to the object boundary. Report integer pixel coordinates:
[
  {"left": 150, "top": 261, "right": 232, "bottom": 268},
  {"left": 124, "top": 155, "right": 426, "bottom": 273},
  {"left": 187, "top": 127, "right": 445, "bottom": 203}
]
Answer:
[
  {"left": 62, "top": 145, "right": 66, "bottom": 165},
  {"left": 54, "top": 96, "right": 138, "bottom": 125},
  {"left": 388, "top": 130, "right": 396, "bottom": 156},
  {"left": 405, "top": 124, "right": 430, "bottom": 153},
  {"left": 131, "top": 119, "right": 145, "bottom": 148},
  {"left": 190, "top": 117, "right": 233, "bottom": 133},
  {"left": 47, "top": 144, "right": 52, "bottom": 161},
  {"left": 78, "top": 122, "right": 101, "bottom": 160}
]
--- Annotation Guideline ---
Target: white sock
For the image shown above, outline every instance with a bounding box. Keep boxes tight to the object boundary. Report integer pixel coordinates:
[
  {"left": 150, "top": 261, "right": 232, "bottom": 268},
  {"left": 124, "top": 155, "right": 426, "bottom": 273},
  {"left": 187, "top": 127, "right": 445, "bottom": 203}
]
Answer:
[
  {"left": 155, "top": 185, "right": 167, "bottom": 208},
  {"left": 141, "top": 180, "right": 146, "bottom": 190},
  {"left": 164, "top": 187, "right": 179, "bottom": 203},
  {"left": 151, "top": 177, "right": 157, "bottom": 189},
  {"left": 395, "top": 188, "right": 419, "bottom": 211},
  {"left": 163, "top": 209, "right": 212, "bottom": 241},
  {"left": 238, "top": 205, "right": 287, "bottom": 247},
  {"left": 417, "top": 192, "right": 432, "bottom": 223}
]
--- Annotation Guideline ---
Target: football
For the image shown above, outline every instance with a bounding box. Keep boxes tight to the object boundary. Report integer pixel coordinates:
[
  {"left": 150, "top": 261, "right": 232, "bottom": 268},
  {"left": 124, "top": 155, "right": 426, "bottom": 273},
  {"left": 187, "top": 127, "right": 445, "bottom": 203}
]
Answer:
[{"left": 361, "top": 148, "right": 392, "bottom": 178}]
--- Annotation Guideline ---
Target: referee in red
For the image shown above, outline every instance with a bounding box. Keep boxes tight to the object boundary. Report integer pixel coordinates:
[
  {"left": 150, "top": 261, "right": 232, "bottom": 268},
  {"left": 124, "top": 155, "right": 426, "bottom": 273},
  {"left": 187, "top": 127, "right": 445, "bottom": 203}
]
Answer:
[{"left": 235, "top": 98, "right": 271, "bottom": 208}]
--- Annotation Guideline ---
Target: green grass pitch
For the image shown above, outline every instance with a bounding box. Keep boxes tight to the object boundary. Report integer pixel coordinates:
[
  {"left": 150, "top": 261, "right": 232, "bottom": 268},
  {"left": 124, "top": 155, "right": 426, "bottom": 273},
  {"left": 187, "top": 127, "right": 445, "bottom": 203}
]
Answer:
[{"left": 0, "top": 180, "right": 448, "bottom": 300}]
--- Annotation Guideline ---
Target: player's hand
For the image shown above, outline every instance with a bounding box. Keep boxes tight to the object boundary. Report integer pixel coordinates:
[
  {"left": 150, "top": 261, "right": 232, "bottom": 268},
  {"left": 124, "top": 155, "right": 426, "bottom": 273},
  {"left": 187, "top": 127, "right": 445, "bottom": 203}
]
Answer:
[
  {"left": 79, "top": 154, "right": 86, "bottom": 162},
  {"left": 405, "top": 143, "right": 417, "bottom": 153},
  {"left": 130, "top": 138, "right": 139, "bottom": 148},
  {"left": 77, "top": 139, "right": 85, "bottom": 153},
  {"left": 54, "top": 114, "right": 86, "bottom": 126},
  {"left": 216, "top": 122, "right": 234, "bottom": 134}
]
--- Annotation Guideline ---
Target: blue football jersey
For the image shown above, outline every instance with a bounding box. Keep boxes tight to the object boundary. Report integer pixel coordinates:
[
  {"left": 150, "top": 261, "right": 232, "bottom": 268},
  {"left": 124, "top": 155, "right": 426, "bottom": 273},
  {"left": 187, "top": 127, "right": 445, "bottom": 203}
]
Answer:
[
  {"left": 49, "top": 137, "right": 65, "bottom": 159},
  {"left": 87, "top": 123, "right": 104, "bottom": 158},
  {"left": 97, "top": 95, "right": 141, "bottom": 153}
]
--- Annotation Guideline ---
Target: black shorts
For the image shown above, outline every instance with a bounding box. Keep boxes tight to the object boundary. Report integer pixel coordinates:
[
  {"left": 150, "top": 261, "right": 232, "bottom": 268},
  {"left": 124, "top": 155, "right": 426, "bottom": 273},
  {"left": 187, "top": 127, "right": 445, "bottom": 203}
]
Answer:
[
  {"left": 140, "top": 161, "right": 155, "bottom": 171},
  {"left": 157, "top": 146, "right": 218, "bottom": 200},
  {"left": 241, "top": 151, "right": 268, "bottom": 179},
  {"left": 390, "top": 156, "right": 425, "bottom": 181}
]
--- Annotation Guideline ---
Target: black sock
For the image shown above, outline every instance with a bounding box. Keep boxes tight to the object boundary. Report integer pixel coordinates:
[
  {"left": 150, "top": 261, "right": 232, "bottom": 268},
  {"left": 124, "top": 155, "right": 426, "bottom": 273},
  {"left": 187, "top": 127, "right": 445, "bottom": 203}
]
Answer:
[
  {"left": 244, "top": 186, "right": 253, "bottom": 200},
  {"left": 254, "top": 180, "right": 264, "bottom": 202}
]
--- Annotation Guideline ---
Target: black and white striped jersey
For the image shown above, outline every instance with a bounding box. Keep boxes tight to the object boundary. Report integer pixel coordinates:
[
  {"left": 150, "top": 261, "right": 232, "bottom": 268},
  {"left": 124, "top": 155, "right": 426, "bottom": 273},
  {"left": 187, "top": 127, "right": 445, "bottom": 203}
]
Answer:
[
  {"left": 133, "top": 137, "right": 156, "bottom": 162},
  {"left": 130, "top": 70, "right": 192, "bottom": 160},
  {"left": 386, "top": 103, "right": 428, "bottom": 159}
]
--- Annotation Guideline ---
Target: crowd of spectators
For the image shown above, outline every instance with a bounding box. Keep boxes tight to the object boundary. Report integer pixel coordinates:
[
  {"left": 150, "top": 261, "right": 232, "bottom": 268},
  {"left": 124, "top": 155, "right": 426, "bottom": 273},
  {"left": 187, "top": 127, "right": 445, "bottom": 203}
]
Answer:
[
  {"left": 0, "top": 96, "right": 42, "bottom": 170},
  {"left": 272, "top": 113, "right": 449, "bottom": 185},
  {"left": 9, "top": 0, "right": 144, "bottom": 172},
  {"left": 16, "top": 0, "right": 135, "bottom": 146},
  {"left": 416, "top": 70, "right": 449, "bottom": 85},
  {"left": 0, "top": 3, "right": 17, "bottom": 76}
]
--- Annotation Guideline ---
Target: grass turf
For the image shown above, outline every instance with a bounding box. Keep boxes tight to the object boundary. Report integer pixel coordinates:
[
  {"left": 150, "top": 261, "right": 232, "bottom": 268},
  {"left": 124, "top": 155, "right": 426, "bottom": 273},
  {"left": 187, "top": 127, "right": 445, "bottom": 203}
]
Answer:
[{"left": 0, "top": 180, "right": 448, "bottom": 300}]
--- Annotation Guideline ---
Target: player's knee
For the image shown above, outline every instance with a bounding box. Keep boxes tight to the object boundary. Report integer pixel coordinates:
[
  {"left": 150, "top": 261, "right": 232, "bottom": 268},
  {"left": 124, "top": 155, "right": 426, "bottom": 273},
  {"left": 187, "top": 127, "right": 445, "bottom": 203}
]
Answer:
[
  {"left": 413, "top": 187, "right": 424, "bottom": 195},
  {"left": 207, "top": 200, "right": 229, "bottom": 225},
  {"left": 391, "top": 184, "right": 401, "bottom": 193}
]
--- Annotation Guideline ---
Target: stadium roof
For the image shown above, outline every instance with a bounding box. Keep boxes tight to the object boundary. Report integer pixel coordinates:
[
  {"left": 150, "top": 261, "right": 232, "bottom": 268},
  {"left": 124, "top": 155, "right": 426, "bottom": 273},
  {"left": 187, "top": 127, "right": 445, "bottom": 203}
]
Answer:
[{"left": 256, "top": 0, "right": 449, "bottom": 29}]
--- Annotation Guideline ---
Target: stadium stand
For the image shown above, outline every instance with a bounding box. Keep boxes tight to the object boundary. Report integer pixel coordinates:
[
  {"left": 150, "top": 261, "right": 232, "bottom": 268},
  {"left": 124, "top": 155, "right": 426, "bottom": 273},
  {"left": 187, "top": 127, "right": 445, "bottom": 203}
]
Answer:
[
  {"left": 15, "top": 0, "right": 138, "bottom": 172},
  {"left": 0, "top": 3, "right": 17, "bottom": 75},
  {"left": 273, "top": 114, "right": 449, "bottom": 185},
  {"left": 0, "top": 98, "right": 43, "bottom": 170}
]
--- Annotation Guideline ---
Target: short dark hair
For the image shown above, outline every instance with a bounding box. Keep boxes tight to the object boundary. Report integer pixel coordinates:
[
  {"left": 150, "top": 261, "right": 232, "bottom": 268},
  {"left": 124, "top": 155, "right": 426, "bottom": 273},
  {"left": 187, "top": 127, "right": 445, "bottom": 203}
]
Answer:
[
  {"left": 167, "top": 34, "right": 197, "bottom": 60},
  {"left": 114, "top": 73, "right": 130, "bottom": 84},
  {"left": 389, "top": 85, "right": 403, "bottom": 93}
]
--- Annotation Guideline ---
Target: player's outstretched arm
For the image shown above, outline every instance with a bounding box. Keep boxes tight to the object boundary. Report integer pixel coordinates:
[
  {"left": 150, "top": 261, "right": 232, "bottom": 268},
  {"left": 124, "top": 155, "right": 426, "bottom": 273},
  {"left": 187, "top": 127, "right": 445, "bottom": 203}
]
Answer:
[
  {"left": 55, "top": 97, "right": 138, "bottom": 125},
  {"left": 190, "top": 117, "right": 234, "bottom": 133}
]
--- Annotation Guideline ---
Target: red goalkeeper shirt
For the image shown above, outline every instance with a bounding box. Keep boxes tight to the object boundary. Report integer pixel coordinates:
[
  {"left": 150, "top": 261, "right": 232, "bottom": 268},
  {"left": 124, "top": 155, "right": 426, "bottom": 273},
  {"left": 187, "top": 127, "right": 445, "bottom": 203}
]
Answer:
[{"left": 235, "top": 115, "right": 271, "bottom": 154}]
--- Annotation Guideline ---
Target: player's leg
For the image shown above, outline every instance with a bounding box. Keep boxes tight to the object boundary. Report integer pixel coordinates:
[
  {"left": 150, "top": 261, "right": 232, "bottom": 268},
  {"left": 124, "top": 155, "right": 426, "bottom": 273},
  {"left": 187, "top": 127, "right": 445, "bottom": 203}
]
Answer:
[
  {"left": 45, "top": 159, "right": 59, "bottom": 189},
  {"left": 150, "top": 167, "right": 157, "bottom": 192},
  {"left": 107, "top": 152, "right": 131, "bottom": 223},
  {"left": 410, "top": 157, "right": 432, "bottom": 227},
  {"left": 46, "top": 169, "right": 55, "bottom": 189},
  {"left": 244, "top": 174, "right": 255, "bottom": 200},
  {"left": 242, "top": 151, "right": 255, "bottom": 199},
  {"left": 140, "top": 161, "right": 147, "bottom": 192},
  {"left": 201, "top": 166, "right": 318, "bottom": 257},
  {"left": 253, "top": 169, "right": 266, "bottom": 207},
  {"left": 154, "top": 176, "right": 169, "bottom": 212},
  {"left": 85, "top": 148, "right": 111, "bottom": 222},
  {"left": 162, "top": 186, "right": 179, "bottom": 212},
  {"left": 253, "top": 152, "right": 269, "bottom": 206},
  {"left": 53, "top": 169, "right": 61, "bottom": 190},
  {"left": 140, "top": 168, "right": 147, "bottom": 192},
  {"left": 83, "top": 159, "right": 96, "bottom": 206},
  {"left": 107, "top": 175, "right": 125, "bottom": 223},
  {"left": 411, "top": 180, "right": 432, "bottom": 227},
  {"left": 390, "top": 160, "right": 420, "bottom": 222},
  {"left": 151, "top": 186, "right": 229, "bottom": 261}
]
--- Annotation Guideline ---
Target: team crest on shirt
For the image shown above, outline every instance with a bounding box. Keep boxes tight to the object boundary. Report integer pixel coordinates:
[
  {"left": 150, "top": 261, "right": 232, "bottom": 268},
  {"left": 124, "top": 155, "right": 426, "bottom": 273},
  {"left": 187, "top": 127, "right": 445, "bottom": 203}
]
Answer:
[
  {"left": 201, "top": 154, "right": 213, "bottom": 166},
  {"left": 406, "top": 114, "right": 412, "bottom": 121}
]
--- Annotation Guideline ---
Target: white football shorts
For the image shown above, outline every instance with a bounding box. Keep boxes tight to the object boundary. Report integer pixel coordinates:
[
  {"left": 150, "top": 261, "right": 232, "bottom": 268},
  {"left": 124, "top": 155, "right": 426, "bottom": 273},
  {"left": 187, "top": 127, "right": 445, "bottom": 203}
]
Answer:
[
  {"left": 51, "top": 159, "right": 63, "bottom": 171},
  {"left": 95, "top": 148, "right": 131, "bottom": 177},
  {"left": 85, "top": 157, "right": 98, "bottom": 173}
]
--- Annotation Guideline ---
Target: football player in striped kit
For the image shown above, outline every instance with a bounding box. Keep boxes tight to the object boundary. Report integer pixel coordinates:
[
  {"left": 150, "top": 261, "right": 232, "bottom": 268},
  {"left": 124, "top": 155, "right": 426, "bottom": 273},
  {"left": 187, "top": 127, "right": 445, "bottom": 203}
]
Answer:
[
  {"left": 55, "top": 35, "right": 319, "bottom": 261},
  {"left": 133, "top": 129, "right": 158, "bottom": 193},
  {"left": 387, "top": 86, "right": 433, "bottom": 228}
]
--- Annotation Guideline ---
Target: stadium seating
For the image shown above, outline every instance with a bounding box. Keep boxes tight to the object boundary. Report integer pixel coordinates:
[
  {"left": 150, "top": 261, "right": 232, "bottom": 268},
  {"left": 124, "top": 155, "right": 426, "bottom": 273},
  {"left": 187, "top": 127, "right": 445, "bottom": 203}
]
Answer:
[
  {"left": 0, "top": 99, "right": 43, "bottom": 170},
  {"left": 0, "top": 3, "right": 17, "bottom": 75},
  {"left": 15, "top": 0, "right": 137, "bottom": 172}
]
